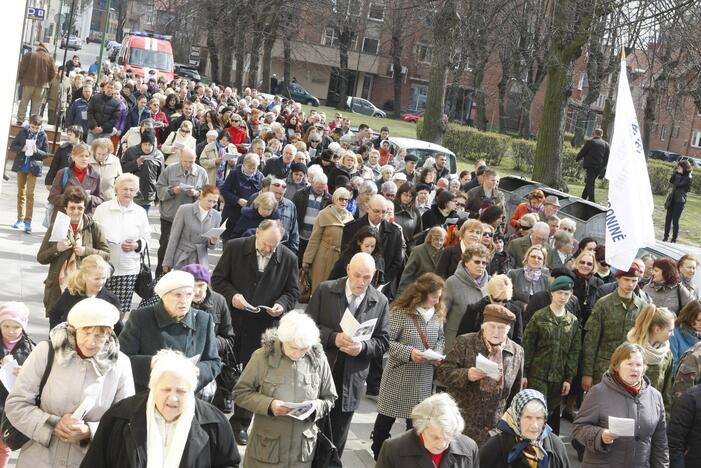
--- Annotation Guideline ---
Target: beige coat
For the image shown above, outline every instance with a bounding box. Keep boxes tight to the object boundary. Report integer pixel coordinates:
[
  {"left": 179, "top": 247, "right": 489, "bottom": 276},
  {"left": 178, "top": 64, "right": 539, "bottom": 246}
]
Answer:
[
  {"left": 5, "top": 325, "right": 134, "bottom": 468},
  {"left": 89, "top": 154, "right": 123, "bottom": 201},
  {"left": 162, "top": 131, "right": 197, "bottom": 166},
  {"left": 198, "top": 141, "right": 237, "bottom": 186},
  {"left": 302, "top": 205, "right": 353, "bottom": 292}
]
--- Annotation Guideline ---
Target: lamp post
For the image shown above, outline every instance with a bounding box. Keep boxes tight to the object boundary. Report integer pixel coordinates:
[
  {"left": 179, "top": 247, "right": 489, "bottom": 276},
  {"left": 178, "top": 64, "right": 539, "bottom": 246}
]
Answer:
[
  {"left": 95, "top": 0, "right": 112, "bottom": 84},
  {"left": 52, "top": 0, "right": 64, "bottom": 61}
]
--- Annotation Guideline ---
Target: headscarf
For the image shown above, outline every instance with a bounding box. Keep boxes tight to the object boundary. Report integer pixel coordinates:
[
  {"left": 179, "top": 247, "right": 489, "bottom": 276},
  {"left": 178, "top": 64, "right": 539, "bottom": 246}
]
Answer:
[{"left": 496, "top": 389, "right": 551, "bottom": 468}]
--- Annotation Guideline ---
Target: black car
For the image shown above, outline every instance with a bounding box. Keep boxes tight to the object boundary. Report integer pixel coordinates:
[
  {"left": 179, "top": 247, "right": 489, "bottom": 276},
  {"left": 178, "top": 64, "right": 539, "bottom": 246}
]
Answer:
[
  {"left": 649, "top": 149, "right": 681, "bottom": 162},
  {"left": 174, "top": 64, "right": 201, "bottom": 81}
]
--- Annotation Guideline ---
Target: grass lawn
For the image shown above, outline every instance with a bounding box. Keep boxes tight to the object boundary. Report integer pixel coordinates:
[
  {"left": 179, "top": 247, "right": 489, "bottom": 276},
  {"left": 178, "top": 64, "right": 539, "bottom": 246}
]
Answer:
[{"left": 300, "top": 104, "right": 419, "bottom": 138}]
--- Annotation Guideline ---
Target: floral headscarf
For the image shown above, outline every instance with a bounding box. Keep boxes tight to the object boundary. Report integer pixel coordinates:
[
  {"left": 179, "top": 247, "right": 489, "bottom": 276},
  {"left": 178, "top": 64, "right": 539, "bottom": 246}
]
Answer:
[{"left": 496, "top": 389, "right": 551, "bottom": 468}]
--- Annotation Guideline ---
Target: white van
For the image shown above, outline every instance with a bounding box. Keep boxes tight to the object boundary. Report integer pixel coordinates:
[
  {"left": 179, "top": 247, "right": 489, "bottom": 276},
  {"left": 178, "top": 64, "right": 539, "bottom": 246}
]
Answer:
[{"left": 387, "top": 137, "right": 457, "bottom": 175}]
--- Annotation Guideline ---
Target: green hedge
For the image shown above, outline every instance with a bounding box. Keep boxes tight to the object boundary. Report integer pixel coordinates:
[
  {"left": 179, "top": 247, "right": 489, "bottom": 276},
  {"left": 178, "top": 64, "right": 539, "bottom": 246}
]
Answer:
[{"left": 442, "top": 125, "right": 511, "bottom": 167}]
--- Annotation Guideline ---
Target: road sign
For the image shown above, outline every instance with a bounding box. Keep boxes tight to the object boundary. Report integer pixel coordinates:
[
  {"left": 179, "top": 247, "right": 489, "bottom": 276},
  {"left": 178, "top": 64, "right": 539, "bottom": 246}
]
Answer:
[
  {"left": 27, "top": 7, "right": 46, "bottom": 21},
  {"left": 189, "top": 45, "right": 201, "bottom": 67}
]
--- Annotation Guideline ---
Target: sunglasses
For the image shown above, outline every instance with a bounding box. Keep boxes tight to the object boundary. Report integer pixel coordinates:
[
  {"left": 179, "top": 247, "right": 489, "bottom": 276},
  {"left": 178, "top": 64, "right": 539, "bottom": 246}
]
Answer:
[
  {"left": 579, "top": 261, "right": 593, "bottom": 266},
  {"left": 482, "top": 232, "right": 493, "bottom": 237}
]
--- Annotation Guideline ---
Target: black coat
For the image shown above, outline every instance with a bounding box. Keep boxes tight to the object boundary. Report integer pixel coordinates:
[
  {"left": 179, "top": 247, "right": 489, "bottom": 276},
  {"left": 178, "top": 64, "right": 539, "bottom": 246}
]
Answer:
[
  {"left": 306, "top": 277, "right": 389, "bottom": 411},
  {"left": 44, "top": 142, "right": 73, "bottom": 186},
  {"left": 121, "top": 146, "right": 164, "bottom": 204},
  {"left": 211, "top": 236, "right": 298, "bottom": 365},
  {"left": 479, "top": 431, "right": 570, "bottom": 468},
  {"left": 341, "top": 215, "right": 403, "bottom": 283},
  {"left": 668, "top": 383, "right": 701, "bottom": 468},
  {"left": 292, "top": 186, "right": 332, "bottom": 233},
  {"left": 421, "top": 206, "right": 455, "bottom": 229},
  {"left": 572, "top": 274, "right": 603, "bottom": 325},
  {"left": 261, "top": 156, "right": 291, "bottom": 179},
  {"left": 435, "top": 243, "right": 462, "bottom": 279},
  {"left": 376, "top": 429, "right": 479, "bottom": 468},
  {"left": 329, "top": 250, "right": 385, "bottom": 285},
  {"left": 80, "top": 391, "right": 241, "bottom": 468},
  {"left": 575, "top": 137, "right": 610, "bottom": 170},
  {"left": 87, "top": 93, "right": 121, "bottom": 134},
  {"left": 193, "top": 287, "right": 236, "bottom": 355},
  {"left": 457, "top": 296, "right": 523, "bottom": 344},
  {"left": 394, "top": 202, "right": 423, "bottom": 248},
  {"left": 669, "top": 172, "right": 692, "bottom": 205},
  {"left": 48, "top": 288, "right": 122, "bottom": 332},
  {"left": 328, "top": 166, "right": 352, "bottom": 192}
]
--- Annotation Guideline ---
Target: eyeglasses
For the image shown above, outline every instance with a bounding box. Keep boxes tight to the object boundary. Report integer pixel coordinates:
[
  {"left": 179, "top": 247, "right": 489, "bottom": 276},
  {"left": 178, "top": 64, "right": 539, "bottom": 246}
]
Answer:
[
  {"left": 338, "top": 197, "right": 350, "bottom": 202},
  {"left": 310, "top": 140, "right": 321, "bottom": 144},
  {"left": 482, "top": 232, "right": 493, "bottom": 237},
  {"left": 471, "top": 259, "right": 489, "bottom": 265},
  {"left": 383, "top": 193, "right": 396, "bottom": 199},
  {"left": 579, "top": 261, "right": 593, "bottom": 266}
]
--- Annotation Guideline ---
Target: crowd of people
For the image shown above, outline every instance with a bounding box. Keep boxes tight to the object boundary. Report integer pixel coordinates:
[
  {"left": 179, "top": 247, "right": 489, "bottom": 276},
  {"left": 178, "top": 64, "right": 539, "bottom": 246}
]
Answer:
[{"left": 3, "top": 42, "right": 701, "bottom": 467}]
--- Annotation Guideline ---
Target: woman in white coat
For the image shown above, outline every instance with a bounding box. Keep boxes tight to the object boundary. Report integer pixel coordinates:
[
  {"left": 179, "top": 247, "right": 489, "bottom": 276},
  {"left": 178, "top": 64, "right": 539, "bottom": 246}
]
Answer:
[
  {"left": 161, "top": 120, "right": 197, "bottom": 166},
  {"left": 92, "top": 174, "right": 151, "bottom": 314},
  {"left": 5, "top": 298, "right": 134, "bottom": 468}
]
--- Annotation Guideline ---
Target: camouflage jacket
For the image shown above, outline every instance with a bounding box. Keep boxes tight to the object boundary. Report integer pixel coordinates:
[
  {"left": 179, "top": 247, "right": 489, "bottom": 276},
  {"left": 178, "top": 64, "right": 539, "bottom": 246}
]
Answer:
[
  {"left": 581, "top": 292, "right": 646, "bottom": 383},
  {"left": 673, "top": 340, "right": 701, "bottom": 404},
  {"left": 523, "top": 306, "right": 582, "bottom": 384}
]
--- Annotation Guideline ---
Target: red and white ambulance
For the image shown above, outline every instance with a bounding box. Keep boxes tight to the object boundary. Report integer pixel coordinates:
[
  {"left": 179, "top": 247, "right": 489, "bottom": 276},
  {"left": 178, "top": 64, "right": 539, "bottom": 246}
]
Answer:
[{"left": 118, "top": 31, "right": 175, "bottom": 82}]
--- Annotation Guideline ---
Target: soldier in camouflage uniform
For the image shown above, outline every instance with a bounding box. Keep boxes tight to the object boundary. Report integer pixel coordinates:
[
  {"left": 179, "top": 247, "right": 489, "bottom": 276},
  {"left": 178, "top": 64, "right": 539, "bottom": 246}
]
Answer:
[
  {"left": 581, "top": 263, "right": 646, "bottom": 392},
  {"left": 673, "top": 340, "right": 701, "bottom": 403},
  {"left": 523, "top": 275, "right": 582, "bottom": 434}
]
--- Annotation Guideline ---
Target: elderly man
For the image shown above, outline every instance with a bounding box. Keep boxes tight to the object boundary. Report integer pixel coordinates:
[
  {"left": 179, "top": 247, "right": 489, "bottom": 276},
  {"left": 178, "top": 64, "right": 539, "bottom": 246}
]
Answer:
[
  {"left": 342, "top": 194, "right": 403, "bottom": 285},
  {"left": 211, "top": 219, "right": 299, "bottom": 445},
  {"left": 16, "top": 43, "right": 56, "bottom": 125},
  {"left": 155, "top": 148, "right": 208, "bottom": 275},
  {"left": 262, "top": 178, "right": 301, "bottom": 253},
  {"left": 541, "top": 195, "right": 561, "bottom": 220},
  {"left": 506, "top": 221, "right": 550, "bottom": 268},
  {"left": 307, "top": 252, "right": 390, "bottom": 461},
  {"left": 118, "top": 270, "right": 222, "bottom": 394},
  {"left": 292, "top": 172, "right": 331, "bottom": 264},
  {"left": 263, "top": 143, "right": 296, "bottom": 179},
  {"left": 465, "top": 167, "right": 505, "bottom": 215}
]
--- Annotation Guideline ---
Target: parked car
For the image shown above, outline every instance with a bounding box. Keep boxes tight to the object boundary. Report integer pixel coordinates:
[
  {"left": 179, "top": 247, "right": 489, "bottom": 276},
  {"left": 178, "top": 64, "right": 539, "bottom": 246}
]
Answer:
[
  {"left": 276, "top": 81, "right": 320, "bottom": 106},
  {"left": 346, "top": 96, "right": 386, "bottom": 117},
  {"left": 678, "top": 155, "right": 701, "bottom": 169},
  {"left": 174, "top": 63, "right": 201, "bottom": 81},
  {"left": 649, "top": 149, "right": 681, "bottom": 162},
  {"left": 401, "top": 111, "right": 424, "bottom": 123},
  {"left": 60, "top": 34, "right": 82, "bottom": 50},
  {"left": 638, "top": 242, "right": 701, "bottom": 293},
  {"left": 108, "top": 45, "right": 121, "bottom": 62},
  {"left": 387, "top": 137, "right": 457, "bottom": 175}
]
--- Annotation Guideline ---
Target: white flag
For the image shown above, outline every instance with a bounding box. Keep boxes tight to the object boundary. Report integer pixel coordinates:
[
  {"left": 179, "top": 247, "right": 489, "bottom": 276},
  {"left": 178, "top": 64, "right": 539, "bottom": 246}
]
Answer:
[{"left": 604, "top": 53, "right": 655, "bottom": 271}]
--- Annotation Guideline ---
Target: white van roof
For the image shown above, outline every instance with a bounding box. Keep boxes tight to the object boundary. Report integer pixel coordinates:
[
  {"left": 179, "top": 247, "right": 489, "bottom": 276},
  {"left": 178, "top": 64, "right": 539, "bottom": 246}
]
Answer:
[{"left": 388, "top": 137, "right": 455, "bottom": 157}]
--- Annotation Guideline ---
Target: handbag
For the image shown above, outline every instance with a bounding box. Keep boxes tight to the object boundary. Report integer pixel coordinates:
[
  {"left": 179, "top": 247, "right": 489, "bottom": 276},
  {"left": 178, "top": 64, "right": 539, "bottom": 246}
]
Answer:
[
  {"left": 1, "top": 341, "right": 54, "bottom": 450},
  {"left": 664, "top": 192, "right": 673, "bottom": 210},
  {"left": 134, "top": 244, "right": 155, "bottom": 299},
  {"left": 312, "top": 413, "right": 341, "bottom": 468},
  {"left": 298, "top": 267, "right": 312, "bottom": 304}
]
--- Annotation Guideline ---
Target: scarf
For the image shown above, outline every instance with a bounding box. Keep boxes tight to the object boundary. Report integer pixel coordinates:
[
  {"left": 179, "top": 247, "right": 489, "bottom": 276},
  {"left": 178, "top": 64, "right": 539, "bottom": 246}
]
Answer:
[
  {"left": 2, "top": 335, "right": 21, "bottom": 353},
  {"left": 74, "top": 165, "right": 88, "bottom": 183},
  {"left": 146, "top": 390, "right": 196, "bottom": 468},
  {"left": 496, "top": 389, "right": 551, "bottom": 468},
  {"left": 480, "top": 331, "right": 505, "bottom": 394},
  {"left": 524, "top": 266, "right": 542, "bottom": 283},
  {"left": 575, "top": 268, "right": 593, "bottom": 281},
  {"left": 626, "top": 329, "right": 670, "bottom": 366},
  {"left": 612, "top": 371, "right": 642, "bottom": 396}
]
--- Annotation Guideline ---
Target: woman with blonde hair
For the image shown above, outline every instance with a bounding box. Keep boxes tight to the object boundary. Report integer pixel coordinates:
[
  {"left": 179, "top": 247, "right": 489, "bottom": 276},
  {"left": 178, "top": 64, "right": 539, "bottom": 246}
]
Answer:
[
  {"left": 371, "top": 273, "right": 447, "bottom": 459},
  {"left": 88, "top": 138, "right": 122, "bottom": 201},
  {"left": 303, "top": 187, "right": 354, "bottom": 292},
  {"left": 626, "top": 304, "right": 675, "bottom": 414},
  {"left": 162, "top": 120, "right": 197, "bottom": 166},
  {"left": 47, "top": 254, "right": 121, "bottom": 330},
  {"left": 435, "top": 218, "right": 484, "bottom": 279},
  {"left": 507, "top": 245, "right": 550, "bottom": 307},
  {"left": 572, "top": 249, "right": 604, "bottom": 325}
]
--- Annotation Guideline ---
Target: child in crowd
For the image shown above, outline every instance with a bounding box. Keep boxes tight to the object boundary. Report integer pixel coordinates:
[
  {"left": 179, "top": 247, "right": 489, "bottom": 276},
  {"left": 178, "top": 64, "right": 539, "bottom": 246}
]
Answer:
[{"left": 11, "top": 115, "right": 48, "bottom": 234}]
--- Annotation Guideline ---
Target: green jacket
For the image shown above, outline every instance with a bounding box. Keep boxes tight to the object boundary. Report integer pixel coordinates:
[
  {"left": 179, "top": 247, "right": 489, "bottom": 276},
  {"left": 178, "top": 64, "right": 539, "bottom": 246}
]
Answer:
[
  {"left": 523, "top": 306, "right": 581, "bottom": 383},
  {"left": 582, "top": 292, "right": 646, "bottom": 383}
]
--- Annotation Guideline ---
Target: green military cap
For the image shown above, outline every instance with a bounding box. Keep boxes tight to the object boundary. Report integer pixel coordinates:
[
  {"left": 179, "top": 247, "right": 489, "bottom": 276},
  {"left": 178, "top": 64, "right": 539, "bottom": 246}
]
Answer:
[{"left": 550, "top": 275, "right": 574, "bottom": 292}]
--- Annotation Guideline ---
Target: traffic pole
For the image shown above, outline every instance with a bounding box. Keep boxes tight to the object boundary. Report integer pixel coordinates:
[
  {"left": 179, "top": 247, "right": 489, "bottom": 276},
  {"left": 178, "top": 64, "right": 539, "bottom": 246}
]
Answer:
[
  {"left": 95, "top": 0, "right": 112, "bottom": 84},
  {"left": 52, "top": 0, "right": 65, "bottom": 62}
]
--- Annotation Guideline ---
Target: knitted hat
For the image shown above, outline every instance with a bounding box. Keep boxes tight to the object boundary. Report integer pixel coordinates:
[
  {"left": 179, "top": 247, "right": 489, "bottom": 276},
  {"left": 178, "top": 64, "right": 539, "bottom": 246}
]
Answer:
[
  {"left": 290, "top": 162, "right": 307, "bottom": 174},
  {"left": 179, "top": 264, "right": 211, "bottom": 285},
  {"left": 141, "top": 129, "right": 156, "bottom": 145},
  {"left": 550, "top": 275, "right": 574, "bottom": 292},
  {"left": 154, "top": 271, "right": 195, "bottom": 297},
  {"left": 67, "top": 298, "right": 119, "bottom": 329},
  {"left": 483, "top": 304, "right": 516, "bottom": 325},
  {"left": 0, "top": 302, "right": 29, "bottom": 330}
]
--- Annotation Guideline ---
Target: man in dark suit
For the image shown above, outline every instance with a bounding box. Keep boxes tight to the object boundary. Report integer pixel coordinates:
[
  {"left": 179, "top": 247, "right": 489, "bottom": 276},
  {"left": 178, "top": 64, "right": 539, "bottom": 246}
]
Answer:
[
  {"left": 211, "top": 219, "right": 299, "bottom": 445},
  {"left": 342, "top": 194, "right": 403, "bottom": 285},
  {"left": 307, "top": 253, "right": 390, "bottom": 462},
  {"left": 575, "top": 128, "right": 610, "bottom": 202}
]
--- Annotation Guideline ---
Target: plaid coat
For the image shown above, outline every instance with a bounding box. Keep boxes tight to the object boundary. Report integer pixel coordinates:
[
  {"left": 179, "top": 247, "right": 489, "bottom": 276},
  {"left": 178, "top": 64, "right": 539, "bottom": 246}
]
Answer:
[{"left": 377, "top": 309, "right": 445, "bottom": 419}]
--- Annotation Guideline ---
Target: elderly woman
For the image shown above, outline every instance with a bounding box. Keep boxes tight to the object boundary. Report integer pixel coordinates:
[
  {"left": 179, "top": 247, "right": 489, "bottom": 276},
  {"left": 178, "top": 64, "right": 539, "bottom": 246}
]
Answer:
[
  {"left": 508, "top": 245, "right": 550, "bottom": 308},
  {"left": 221, "top": 153, "right": 264, "bottom": 238},
  {"left": 546, "top": 230, "right": 574, "bottom": 270},
  {"left": 375, "top": 393, "right": 479, "bottom": 467},
  {"left": 5, "top": 298, "right": 134, "bottom": 468},
  {"left": 48, "top": 254, "right": 121, "bottom": 330},
  {"left": 479, "top": 389, "right": 570, "bottom": 468},
  {"left": 92, "top": 173, "right": 151, "bottom": 314},
  {"left": 443, "top": 244, "right": 490, "bottom": 353},
  {"left": 457, "top": 274, "right": 523, "bottom": 344},
  {"left": 162, "top": 120, "right": 197, "bottom": 166},
  {"left": 643, "top": 257, "right": 693, "bottom": 315},
  {"left": 37, "top": 186, "right": 110, "bottom": 313},
  {"left": 119, "top": 271, "right": 222, "bottom": 397},
  {"left": 234, "top": 310, "right": 337, "bottom": 468},
  {"left": 371, "top": 273, "right": 447, "bottom": 459},
  {"left": 230, "top": 191, "right": 279, "bottom": 240},
  {"left": 48, "top": 143, "right": 105, "bottom": 215},
  {"left": 573, "top": 343, "right": 668, "bottom": 468},
  {"left": 162, "top": 185, "right": 222, "bottom": 271},
  {"left": 421, "top": 190, "right": 457, "bottom": 229},
  {"left": 670, "top": 300, "right": 701, "bottom": 366},
  {"left": 81, "top": 349, "right": 240, "bottom": 467},
  {"left": 328, "top": 151, "right": 357, "bottom": 192},
  {"left": 302, "top": 187, "right": 354, "bottom": 293},
  {"left": 199, "top": 130, "right": 238, "bottom": 187},
  {"left": 88, "top": 138, "right": 122, "bottom": 202},
  {"left": 678, "top": 254, "right": 698, "bottom": 300},
  {"left": 437, "top": 304, "right": 524, "bottom": 446},
  {"left": 398, "top": 226, "right": 446, "bottom": 294},
  {"left": 436, "top": 219, "right": 484, "bottom": 279}
]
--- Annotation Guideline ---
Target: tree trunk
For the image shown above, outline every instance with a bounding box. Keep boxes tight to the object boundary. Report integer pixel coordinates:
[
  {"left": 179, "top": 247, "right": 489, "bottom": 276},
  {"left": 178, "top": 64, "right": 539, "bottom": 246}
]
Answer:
[
  {"left": 248, "top": 32, "right": 264, "bottom": 88},
  {"left": 473, "top": 66, "right": 487, "bottom": 131},
  {"left": 336, "top": 29, "right": 351, "bottom": 111},
  {"left": 206, "top": 29, "right": 220, "bottom": 83},
  {"left": 518, "top": 89, "right": 534, "bottom": 138},
  {"left": 234, "top": 27, "right": 246, "bottom": 90},
  {"left": 221, "top": 48, "right": 233, "bottom": 87},
  {"left": 282, "top": 35, "right": 292, "bottom": 98},
  {"left": 497, "top": 74, "right": 509, "bottom": 133},
  {"left": 422, "top": 0, "right": 459, "bottom": 144},
  {"left": 532, "top": 61, "right": 574, "bottom": 189},
  {"left": 261, "top": 33, "right": 275, "bottom": 93}
]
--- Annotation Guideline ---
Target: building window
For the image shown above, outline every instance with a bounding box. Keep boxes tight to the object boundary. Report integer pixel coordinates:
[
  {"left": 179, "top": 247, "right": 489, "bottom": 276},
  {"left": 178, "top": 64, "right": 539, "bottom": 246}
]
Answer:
[
  {"left": 415, "top": 43, "right": 433, "bottom": 64},
  {"left": 691, "top": 130, "right": 701, "bottom": 148},
  {"left": 368, "top": 2, "right": 385, "bottom": 21},
  {"left": 362, "top": 38, "right": 379, "bottom": 54},
  {"left": 660, "top": 126, "right": 668, "bottom": 141},
  {"left": 322, "top": 28, "right": 339, "bottom": 47},
  {"left": 333, "top": 0, "right": 361, "bottom": 16}
]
